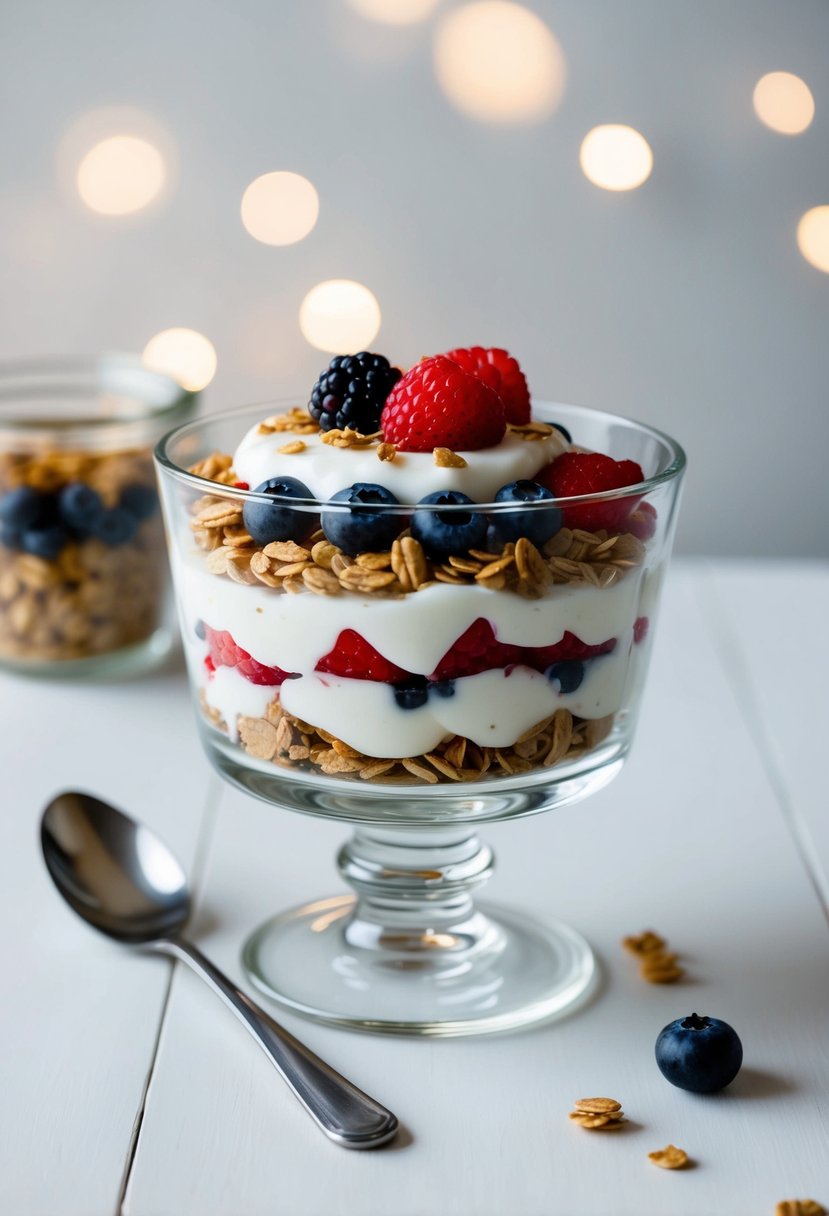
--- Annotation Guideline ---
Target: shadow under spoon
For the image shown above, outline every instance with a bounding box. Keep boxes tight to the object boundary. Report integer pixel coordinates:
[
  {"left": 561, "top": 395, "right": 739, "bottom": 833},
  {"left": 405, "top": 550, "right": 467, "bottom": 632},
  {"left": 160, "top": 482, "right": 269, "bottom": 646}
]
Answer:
[{"left": 40, "top": 790, "right": 399, "bottom": 1149}]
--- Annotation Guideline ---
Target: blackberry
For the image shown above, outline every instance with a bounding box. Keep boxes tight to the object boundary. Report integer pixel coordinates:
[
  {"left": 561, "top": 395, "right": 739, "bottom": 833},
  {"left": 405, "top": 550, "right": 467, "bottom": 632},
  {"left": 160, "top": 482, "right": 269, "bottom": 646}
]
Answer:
[{"left": 308, "top": 352, "right": 401, "bottom": 434}]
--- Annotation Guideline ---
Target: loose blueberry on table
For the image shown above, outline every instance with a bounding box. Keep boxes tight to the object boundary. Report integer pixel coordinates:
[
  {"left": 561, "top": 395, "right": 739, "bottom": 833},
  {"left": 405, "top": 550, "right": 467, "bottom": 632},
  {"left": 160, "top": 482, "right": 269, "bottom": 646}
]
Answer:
[{"left": 655, "top": 1012, "right": 743, "bottom": 1093}]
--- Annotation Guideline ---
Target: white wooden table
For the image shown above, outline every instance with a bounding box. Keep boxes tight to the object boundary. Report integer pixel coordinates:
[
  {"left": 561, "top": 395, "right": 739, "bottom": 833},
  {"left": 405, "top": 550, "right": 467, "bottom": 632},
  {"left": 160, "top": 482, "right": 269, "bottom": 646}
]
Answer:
[{"left": 2, "top": 559, "right": 828, "bottom": 1216}]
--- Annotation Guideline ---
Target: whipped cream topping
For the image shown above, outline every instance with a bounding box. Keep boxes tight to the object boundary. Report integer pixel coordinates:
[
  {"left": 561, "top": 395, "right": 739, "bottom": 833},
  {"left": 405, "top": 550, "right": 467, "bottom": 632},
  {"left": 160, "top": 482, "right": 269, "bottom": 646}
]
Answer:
[{"left": 233, "top": 424, "right": 568, "bottom": 505}]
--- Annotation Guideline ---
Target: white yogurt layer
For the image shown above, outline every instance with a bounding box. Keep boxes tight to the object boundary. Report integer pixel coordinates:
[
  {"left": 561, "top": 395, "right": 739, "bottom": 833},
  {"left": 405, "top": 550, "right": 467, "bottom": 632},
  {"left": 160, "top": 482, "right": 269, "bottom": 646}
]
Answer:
[
  {"left": 179, "top": 560, "right": 654, "bottom": 757},
  {"left": 233, "top": 425, "right": 568, "bottom": 504}
]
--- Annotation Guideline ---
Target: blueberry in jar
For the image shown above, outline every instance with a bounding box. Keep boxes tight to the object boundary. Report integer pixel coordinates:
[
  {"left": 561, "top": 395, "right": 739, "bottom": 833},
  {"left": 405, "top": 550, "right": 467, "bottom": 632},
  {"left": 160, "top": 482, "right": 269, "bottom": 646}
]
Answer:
[
  {"left": 0, "top": 486, "right": 55, "bottom": 532},
  {"left": 321, "top": 483, "right": 401, "bottom": 555},
  {"left": 243, "top": 477, "right": 317, "bottom": 546},
  {"left": 21, "top": 524, "right": 68, "bottom": 560},
  {"left": 489, "top": 480, "right": 562, "bottom": 548},
  {"left": 411, "top": 491, "right": 487, "bottom": 562},
  {"left": 119, "top": 483, "right": 158, "bottom": 521},
  {"left": 655, "top": 1012, "right": 743, "bottom": 1093},
  {"left": 58, "top": 483, "right": 105, "bottom": 536},
  {"left": 94, "top": 507, "right": 139, "bottom": 546}
]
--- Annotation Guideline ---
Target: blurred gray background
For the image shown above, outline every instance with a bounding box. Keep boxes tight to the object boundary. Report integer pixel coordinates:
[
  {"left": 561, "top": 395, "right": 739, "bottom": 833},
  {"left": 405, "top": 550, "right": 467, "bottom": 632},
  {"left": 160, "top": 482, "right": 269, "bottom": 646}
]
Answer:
[{"left": 1, "top": 0, "right": 828, "bottom": 555}]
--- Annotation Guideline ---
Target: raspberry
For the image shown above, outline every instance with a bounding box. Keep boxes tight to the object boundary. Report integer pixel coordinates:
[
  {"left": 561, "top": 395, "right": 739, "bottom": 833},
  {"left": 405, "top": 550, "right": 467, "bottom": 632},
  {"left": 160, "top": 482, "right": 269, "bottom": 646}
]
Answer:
[
  {"left": 445, "top": 346, "right": 531, "bottom": 424},
  {"left": 233, "top": 481, "right": 250, "bottom": 491},
  {"left": 633, "top": 616, "right": 649, "bottom": 644},
  {"left": 316, "top": 629, "right": 411, "bottom": 683},
  {"left": 628, "top": 501, "right": 658, "bottom": 540},
  {"left": 380, "top": 356, "right": 506, "bottom": 452},
  {"left": 537, "top": 452, "right": 645, "bottom": 532},
  {"left": 431, "top": 619, "right": 523, "bottom": 681},
  {"left": 526, "top": 632, "right": 617, "bottom": 671},
  {"left": 204, "top": 626, "right": 295, "bottom": 686}
]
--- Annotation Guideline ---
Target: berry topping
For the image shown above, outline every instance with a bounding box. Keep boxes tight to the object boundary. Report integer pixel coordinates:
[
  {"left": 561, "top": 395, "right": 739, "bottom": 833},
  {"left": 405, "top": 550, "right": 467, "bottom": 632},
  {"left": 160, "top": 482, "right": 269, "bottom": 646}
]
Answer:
[
  {"left": 431, "top": 618, "right": 522, "bottom": 681},
  {"left": 489, "top": 480, "right": 562, "bottom": 548},
  {"left": 393, "top": 678, "right": 429, "bottom": 711},
  {"left": 655, "top": 1013, "right": 743, "bottom": 1094},
  {"left": 380, "top": 356, "right": 506, "bottom": 452},
  {"left": 537, "top": 452, "right": 645, "bottom": 532},
  {"left": 444, "top": 346, "right": 530, "bottom": 424},
  {"left": 633, "top": 616, "right": 649, "bottom": 644},
  {"left": 411, "top": 490, "right": 488, "bottom": 561},
  {"left": 205, "top": 626, "right": 296, "bottom": 686},
  {"left": 316, "top": 629, "right": 411, "bottom": 683},
  {"left": 309, "top": 352, "right": 402, "bottom": 434},
  {"left": 545, "top": 660, "right": 585, "bottom": 694},
  {"left": 242, "top": 476, "right": 317, "bottom": 546},
  {"left": 321, "top": 483, "right": 401, "bottom": 556},
  {"left": 118, "top": 483, "right": 158, "bottom": 521},
  {"left": 58, "top": 483, "right": 105, "bottom": 535}
]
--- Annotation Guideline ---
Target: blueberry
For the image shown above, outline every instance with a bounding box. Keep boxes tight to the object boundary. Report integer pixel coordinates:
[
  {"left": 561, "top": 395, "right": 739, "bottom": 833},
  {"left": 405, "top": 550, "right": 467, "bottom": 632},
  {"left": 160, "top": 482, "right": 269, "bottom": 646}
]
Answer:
[
  {"left": 0, "top": 486, "right": 55, "bottom": 530},
  {"left": 119, "top": 483, "right": 158, "bottom": 521},
  {"left": 432, "top": 679, "right": 456, "bottom": 699},
  {"left": 194, "top": 619, "right": 206, "bottom": 640},
  {"left": 546, "top": 660, "right": 585, "bottom": 693},
  {"left": 393, "top": 678, "right": 429, "bottom": 710},
  {"left": 321, "top": 483, "right": 401, "bottom": 555},
  {"left": 94, "top": 507, "right": 138, "bottom": 546},
  {"left": 411, "top": 491, "right": 487, "bottom": 562},
  {"left": 242, "top": 477, "right": 316, "bottom": 546},
  {"left": 655, "top": 1012, "right": 743, "bottom": 1093},
  {"left": 0, "top": 521, "right": 22, "bottom": 550},
  {"left": 22, "top": 525, "right": 68, "bottom": 560},
  {"left": 489, "top": 480, "right": 562, "bottom": 547},
  {"left": 58, "top": 482, "right": 105, "bottom": 535},
  {"left": 551, "top": 422, "right": 572, "bottom": 443}
]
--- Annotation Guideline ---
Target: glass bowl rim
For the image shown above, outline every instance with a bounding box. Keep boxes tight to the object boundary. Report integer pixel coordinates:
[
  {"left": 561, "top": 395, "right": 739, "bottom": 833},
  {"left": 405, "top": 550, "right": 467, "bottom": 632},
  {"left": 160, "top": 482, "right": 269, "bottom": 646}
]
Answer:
[{"left": 154, "top": 398, "right": 686, "bottom": 513}]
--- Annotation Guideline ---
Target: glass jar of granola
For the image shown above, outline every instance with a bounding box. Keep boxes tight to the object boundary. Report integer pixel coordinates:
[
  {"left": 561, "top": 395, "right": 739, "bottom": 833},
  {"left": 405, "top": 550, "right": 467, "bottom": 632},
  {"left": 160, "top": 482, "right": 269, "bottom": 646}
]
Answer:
[{"left": 0, "top": 354, "right": 198, "bottom": 675}]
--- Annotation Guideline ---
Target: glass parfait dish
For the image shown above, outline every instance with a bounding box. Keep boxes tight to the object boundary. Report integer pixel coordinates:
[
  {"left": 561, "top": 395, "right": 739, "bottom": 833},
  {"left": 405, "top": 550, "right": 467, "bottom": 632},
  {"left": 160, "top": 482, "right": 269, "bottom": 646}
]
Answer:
[{"left": 156, "top": 400, "right": 685, "bottom": 1035}]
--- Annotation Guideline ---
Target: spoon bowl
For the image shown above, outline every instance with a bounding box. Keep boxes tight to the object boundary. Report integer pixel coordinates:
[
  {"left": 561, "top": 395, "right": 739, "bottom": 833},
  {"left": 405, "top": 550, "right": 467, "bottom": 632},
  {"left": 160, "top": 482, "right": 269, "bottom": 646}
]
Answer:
[
  {"left": 39, "top": 790, "right": 399, "bottom": 1149},
  {"left": 41, "top": 791, "right": 190, "bottom": 943}
]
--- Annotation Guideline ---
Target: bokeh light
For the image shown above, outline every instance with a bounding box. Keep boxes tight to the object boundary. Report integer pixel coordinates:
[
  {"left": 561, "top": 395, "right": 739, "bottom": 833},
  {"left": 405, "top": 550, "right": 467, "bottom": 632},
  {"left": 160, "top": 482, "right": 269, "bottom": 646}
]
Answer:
[
  {"left": 240, "top": 171, "right": 320, "bottom": 246},
  {"left": 797, "top": 206, "right": 829, "bottom": 273},
  {"left": 76, "top": 135, "right": 165, "bottom": 215},
  {"left": 579, "top": 125, "right": 653, "bottom": 192},
  {"left": 753, "top": 72, "right": 815, "bottom": 135},
  {"left": 348, "top": 0, "right": 441, "bottom": 23},
  {"left": 299, "top": 280, "right": 382, "bottom": 354},
  {"left": 142, "top": 329, "right": 217, "bottom": 392},
  {"left": 433, "top": 1, "right": 565, "bottom": 124}
]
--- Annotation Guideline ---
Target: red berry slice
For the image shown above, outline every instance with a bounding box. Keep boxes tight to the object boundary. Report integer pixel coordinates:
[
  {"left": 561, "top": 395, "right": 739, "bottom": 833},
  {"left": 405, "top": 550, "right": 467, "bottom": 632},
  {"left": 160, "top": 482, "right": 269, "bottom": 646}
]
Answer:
[
  {"left": 537, "top": 452, "right": 645, "bottom": 532},
  {"left": 525, "top": 632, "right": 617, "bottom": 670},
  {"left": 380, "top": 355, "right": 506, "bottom": 452},
  {"left": 444, "top": 346, "right": 531, "bottom": 425},
  {"left": 628, "top": 501, "right": 658, "bottom": 540},
  {"left": 633, "top": 616, "right": 649, "bottom": 644},
  {"left": 315, "top": 629, "right": 412, "bottom": 683},
  {"left": 431, "top": 618, "right": 523, "bottom": 680},
  {"left": 204, "top": 625, "right": 295, "bottom": 686}
]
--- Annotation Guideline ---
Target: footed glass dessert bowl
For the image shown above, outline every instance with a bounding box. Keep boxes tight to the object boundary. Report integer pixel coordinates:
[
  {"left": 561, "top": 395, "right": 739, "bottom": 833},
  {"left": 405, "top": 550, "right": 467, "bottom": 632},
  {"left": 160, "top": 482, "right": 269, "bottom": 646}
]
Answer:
[{"left": 156, "top": 383, "right": 685, "bottom": 1036}]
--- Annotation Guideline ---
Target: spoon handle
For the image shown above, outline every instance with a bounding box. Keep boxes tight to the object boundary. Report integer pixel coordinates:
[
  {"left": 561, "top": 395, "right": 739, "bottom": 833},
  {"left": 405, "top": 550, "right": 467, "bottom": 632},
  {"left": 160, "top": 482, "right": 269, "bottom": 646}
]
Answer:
[{"left": 159, "top": 938, "right": 398, "bottom": 1148}]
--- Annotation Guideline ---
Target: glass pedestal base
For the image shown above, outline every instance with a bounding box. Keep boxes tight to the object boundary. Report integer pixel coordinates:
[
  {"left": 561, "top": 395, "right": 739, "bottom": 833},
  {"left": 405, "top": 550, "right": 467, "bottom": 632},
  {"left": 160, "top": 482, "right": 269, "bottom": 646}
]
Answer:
[{"left": 243, "top": 894, "right": 597, "bottom": 1036}]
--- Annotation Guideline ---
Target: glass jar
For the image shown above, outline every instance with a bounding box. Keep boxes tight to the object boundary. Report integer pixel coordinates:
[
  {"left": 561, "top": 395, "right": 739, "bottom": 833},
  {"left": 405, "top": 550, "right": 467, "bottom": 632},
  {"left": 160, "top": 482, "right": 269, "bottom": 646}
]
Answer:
[{"left": 0, "top": 354, "right": 198, "bottom": 676}]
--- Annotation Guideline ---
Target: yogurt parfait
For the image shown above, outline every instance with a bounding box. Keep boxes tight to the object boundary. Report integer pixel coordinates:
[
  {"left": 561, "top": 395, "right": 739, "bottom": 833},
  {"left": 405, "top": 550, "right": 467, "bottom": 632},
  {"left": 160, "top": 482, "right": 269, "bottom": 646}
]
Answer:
[{"left": 156, "top": 347, "right": 683, "bottom": 808}]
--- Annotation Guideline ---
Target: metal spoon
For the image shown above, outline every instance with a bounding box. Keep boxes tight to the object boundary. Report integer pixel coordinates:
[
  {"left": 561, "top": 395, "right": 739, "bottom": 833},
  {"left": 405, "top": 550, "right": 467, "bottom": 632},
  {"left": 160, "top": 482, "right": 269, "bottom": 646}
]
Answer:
[{"left": 40, "top": 791, "right": 398, "bottom": 1149}]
